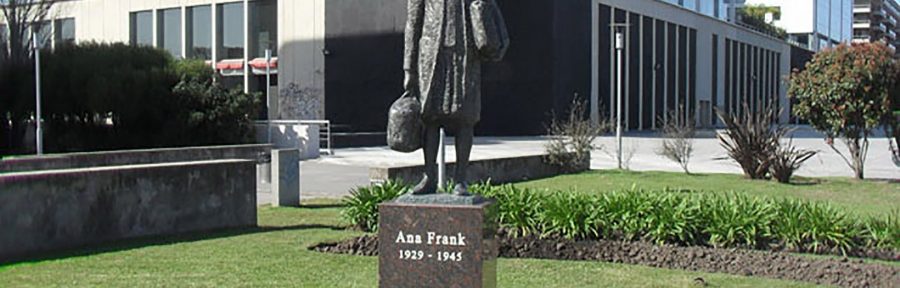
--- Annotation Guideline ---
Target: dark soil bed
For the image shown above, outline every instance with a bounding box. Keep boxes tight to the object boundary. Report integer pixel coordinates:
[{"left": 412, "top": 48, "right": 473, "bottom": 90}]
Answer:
[{"left": 312, "top": 234, "right": 900, "bottom": 288}]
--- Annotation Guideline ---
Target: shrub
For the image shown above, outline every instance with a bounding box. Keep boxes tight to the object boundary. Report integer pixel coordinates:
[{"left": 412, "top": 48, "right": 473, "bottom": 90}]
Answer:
[
  {"left": 862, "top": 211, "right": 900, "bottom": 250},
  {"left": 641, "top": 192, "right": 701, "bottom": 245},
  {"left": 345, "top": 182, "right": 900, "bottom": 256},
  {"left": 341, "top": 180, "right": 409, "bottom": 232},
  {"left": 476, "top": 184, "right": 542, "bottom": 237},
  {"left": 657, "top": 106, "right": 695, "bottom": 174},
  {"left": 771, "top": 200, "right": 858, "bottom": 254},
  {"left": 172, "top": 67, "right": 260, "bottom": 145},
  {"left": 715, "top": 103, "right": 787, "bottom": 179},
  {"left": 1, "top": 43, "right": 261, "bottom": 153},
  {"left": 34, "top": 43, "right": 179, "bottom": 151},
  {"left": 769, "top": 139, "right": 817, "bottom": 184},
  {"left": 788, "top": 43, "right": 898, "bottom": 179},
  {"left": 545, "top": 97, "right": 607, "bottom": 171},
  {"left": 538, "top": 192, "right": 598, "bottom": 239},
  {"left": 701, "top": 194, "right": 776, "bottom": 248}
]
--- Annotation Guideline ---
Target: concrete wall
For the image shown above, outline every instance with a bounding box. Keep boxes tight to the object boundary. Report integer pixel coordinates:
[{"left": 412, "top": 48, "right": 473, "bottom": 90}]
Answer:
[
  {"left": 0, "top": 159, "right": 257, "bottom": 262},
  {"left": 0, "top": 144, "right": 270, "bottom": 173},
  {"left": 369, "top": 153, "right": 589, "bottom": 185},
  {"left": 254, "top": 124, "right": 320, "bottom": 160},
  {"left": 279, "top": 0, "right": 327, "bottom": 120}
]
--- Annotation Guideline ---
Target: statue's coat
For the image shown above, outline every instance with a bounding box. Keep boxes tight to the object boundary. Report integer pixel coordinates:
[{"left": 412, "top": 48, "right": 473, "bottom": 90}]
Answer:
[{"left": 405, "top": 0, "right": 486, "bottom": 126}]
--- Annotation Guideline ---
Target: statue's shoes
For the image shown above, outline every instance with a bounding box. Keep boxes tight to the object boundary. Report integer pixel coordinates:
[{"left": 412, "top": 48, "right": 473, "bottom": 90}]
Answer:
[
  {"left": 411, "top": 174, "right": 437, "bottom": 195},
  {"left": 453, "top": 183, "right": 470, "bottom": 196}
]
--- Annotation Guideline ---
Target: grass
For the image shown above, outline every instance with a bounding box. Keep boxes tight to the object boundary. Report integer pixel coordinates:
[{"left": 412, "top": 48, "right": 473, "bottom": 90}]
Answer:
[
  {"left": 517, "top": 170, "right": 899, "bottom": 217},
  {"left": 0, "top": 201, "right": 818, "bottom": 287}
]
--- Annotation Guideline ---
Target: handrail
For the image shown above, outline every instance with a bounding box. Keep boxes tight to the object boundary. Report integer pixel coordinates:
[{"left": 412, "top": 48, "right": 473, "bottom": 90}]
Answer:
[{"left": 254, "top": 120, "right": 333, "bottom": 156}]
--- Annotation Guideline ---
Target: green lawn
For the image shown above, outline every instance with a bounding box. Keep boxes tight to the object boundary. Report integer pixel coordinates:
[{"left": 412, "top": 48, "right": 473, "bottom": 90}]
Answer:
[
  {"left": 517, "top": 170, "right": 899, "bottom": 217},
  {"left": 0, "top": 202, "right": 817, "bottom": 287}
]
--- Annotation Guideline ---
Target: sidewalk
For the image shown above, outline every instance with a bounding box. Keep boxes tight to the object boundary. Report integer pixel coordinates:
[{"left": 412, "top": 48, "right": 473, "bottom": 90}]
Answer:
[{"left": 278, "top": 131, "right": 898, "bottom": 202}]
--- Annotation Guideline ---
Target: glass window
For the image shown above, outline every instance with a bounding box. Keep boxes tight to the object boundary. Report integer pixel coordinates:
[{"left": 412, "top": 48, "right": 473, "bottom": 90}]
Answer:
[
  {"left": 628, "top": 12, "right": 640, "bottom": 130},
  {"left": 0, "top": 24, "right": 7, "bottom": 44},
  {"left": 682, "top": 0, "right": 697, "bottom": 11},
  {"left": 641, "top": 16, "right": 654, "bottom": 129},
  {"left": 829, "top": 0, "right": 841, "bottom": 41},
  {"left": 654, "top": 20, "right": 666, "bottom": 125},
  {"left": 54, "top": 18, "right": 75, "bottom": 47},
  {"left": 187, "top": 5, "right": 212, "bottom": 60},
  {"left": 34, "top": 21, "right": 52, "bottom": 49},
  {"left": 130, "top": 10, "right": 153, "bottom": 46},
  {"left": 158, "top": 8, "right": 182, "bottom": 58},
  {"left": 841, "top": 0, "right": 852, "bottom": 42},
  {"left": 250, "top": 0, "right": 277, "bottom": 58},
  {"left": 700, "top": 0, "right": 716, "bottom": 17},
  {"left": 217, "top": 2, "right": 244, "bottom": 60},
  {"left": 816, "top": 0, "right": 829, "bottom": 37},
  {"left": 599, "top": 4, "right": 612, "bottom": 118}
]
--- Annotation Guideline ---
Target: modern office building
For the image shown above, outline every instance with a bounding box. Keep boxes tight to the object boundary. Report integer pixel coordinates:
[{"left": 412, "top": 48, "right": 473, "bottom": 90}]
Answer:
[
  {"left": 852, "top": 0, "right": 900, "bottom": 55},
  {"left": 729, "top": 0, "right": 854, "bottom": 51},
  {"left": 1, "top": 0, "right": 794, "bottom": 135}
]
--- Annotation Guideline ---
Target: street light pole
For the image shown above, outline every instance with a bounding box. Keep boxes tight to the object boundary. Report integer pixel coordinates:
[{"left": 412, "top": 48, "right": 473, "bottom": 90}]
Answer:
[
  {"left": 265, "top": 49, "right": 272, "bottom": 144},
  {"left": 438, "top": 128, "right": 446, "bottom": 191},
  {"left": 33, "top": 34, "right": 43, "bottom": 155},
  {"left": 615, "top": 30, "right": 624, "bottom": 170}
]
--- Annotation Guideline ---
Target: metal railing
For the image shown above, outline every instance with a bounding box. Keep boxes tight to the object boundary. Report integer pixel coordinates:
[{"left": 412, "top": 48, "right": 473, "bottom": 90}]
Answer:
[{"left": 255, "top": 120, "right": 334, "bottom": 156}]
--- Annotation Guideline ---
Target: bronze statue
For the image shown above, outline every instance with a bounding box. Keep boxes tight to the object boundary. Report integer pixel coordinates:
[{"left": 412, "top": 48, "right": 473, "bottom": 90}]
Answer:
[{"left": 389, "top": 0, "right": 508, "bottom": 196}]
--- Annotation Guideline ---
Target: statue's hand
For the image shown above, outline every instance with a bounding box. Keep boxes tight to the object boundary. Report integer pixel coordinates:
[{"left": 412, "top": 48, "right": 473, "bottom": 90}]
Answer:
[{"left": 403, "top": 71, "right": 419, "bottom": 97}]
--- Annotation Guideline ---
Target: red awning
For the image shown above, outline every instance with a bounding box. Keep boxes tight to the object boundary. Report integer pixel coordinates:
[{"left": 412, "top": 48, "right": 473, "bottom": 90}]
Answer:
[
  {"left": 249, "top": 57, "right": 278, "bottom": 69},
  {"left": 215, "top": 59, "right": 244, "bottom": 70}
]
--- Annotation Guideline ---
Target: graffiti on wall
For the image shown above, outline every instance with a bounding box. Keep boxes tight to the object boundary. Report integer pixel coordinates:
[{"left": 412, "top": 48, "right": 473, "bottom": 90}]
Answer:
[{"left": 279, "top": 83, "right": 323, "bottom": 120}]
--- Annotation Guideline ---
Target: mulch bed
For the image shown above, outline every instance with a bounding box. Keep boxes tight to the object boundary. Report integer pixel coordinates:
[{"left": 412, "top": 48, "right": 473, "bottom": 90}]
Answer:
[{"left": 311, "top": 233, "right": 900, "bottom": 288}]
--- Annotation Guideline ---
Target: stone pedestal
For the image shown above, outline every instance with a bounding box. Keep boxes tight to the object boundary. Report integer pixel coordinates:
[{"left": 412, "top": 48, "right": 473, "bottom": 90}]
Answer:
[
  {"left": 378, "top": 195, "right": 497, "bottom": 288},
  {"left": 271, "top": 149, "right": 300, "bottom": 207}
]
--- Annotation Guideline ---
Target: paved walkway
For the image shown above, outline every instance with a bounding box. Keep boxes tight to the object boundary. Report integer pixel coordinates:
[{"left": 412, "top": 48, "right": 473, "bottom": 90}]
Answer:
[
  {"left": 592, "top": 128, "right": 899, "bottom": 180},
  {"left": 258, "top": 127, "right": 898, "bottom": 203}
]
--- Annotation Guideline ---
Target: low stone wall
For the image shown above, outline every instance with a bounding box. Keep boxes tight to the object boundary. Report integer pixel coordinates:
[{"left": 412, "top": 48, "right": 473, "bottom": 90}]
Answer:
[
  {"left": 0, "top": 144, "right": 270, "bottom": 173},
  {"left": 369, "top": 153, "right": 588, "bottom": 185},
  {"left": 255, "top": 123, "right": 320, "bottom": 160},
  {"left": 0, "top": 160, "right": 257, "bottom": 262}
]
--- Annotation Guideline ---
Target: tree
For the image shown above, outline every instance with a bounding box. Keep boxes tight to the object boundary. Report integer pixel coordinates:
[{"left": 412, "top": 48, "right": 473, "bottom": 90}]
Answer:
[
  {"left": 0, "top": 0, "right": 60, "bottom": 64},
  {"left": 0, "top": 0, "right": 60, "bottom": 155},
  {"left": 737, "top": 4, "right": 787, "bottom": 40},
  {"left": 788, "top": 43, "right": 898, "bottom": 179}
]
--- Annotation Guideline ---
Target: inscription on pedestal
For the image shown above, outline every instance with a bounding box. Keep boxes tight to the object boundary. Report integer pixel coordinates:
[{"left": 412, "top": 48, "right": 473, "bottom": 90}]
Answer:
[{"left": 378, "top": 198, "right": 496, "bottom": 288}]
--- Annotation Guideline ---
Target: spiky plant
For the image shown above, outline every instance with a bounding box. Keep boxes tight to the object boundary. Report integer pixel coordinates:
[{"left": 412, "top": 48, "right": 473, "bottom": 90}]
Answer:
[{"left": 715, "top": 102, "right": 788, "bottom": 179}]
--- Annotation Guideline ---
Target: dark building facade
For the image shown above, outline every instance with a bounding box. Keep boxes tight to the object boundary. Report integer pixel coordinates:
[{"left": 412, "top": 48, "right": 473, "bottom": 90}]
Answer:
[{"left": 321, "top": 0, "right": 792, "bottom": 136}]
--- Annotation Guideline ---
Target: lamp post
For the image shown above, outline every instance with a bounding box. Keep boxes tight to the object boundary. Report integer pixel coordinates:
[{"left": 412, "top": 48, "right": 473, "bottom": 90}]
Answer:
[
  {"left": 265, "top": 49, "right": 272, "bottom": 144},
  {"left": 438, "top": 128, "right": 446, "bottom": 191},
  {"left": 611, "top": 24, "right": 629, "bottom": 170},
  {"left": 616, "top": 31, "right": 623, "bottom": 169},
  {"left": 33, "top": 33, "right": 43, "bottom": 155}
]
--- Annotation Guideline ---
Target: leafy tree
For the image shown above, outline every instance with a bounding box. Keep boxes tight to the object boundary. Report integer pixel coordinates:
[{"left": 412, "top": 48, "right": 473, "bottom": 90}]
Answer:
[
  {"left": 737, "top": 4, "right": 787, "bottom": 40},
  {"left": 788, "top": 43, "right": 898, "bottom": 179},
  {"left": 0, "top": 0, "right": 60, "bottom": 155},
  {"left": 0, "top": 0, "right": 60, "bottom": 65},
  {"left": 172, "top": 60, "right": 261, "bottom": 145}
]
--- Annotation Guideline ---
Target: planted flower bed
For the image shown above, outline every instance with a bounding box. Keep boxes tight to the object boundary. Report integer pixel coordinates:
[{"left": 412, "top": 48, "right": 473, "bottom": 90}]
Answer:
[
  {"left": 325, "top": 181, "right": 900, "bottom": 287},
  {"left": 342, "top": 181, "right": 899, "bottom": 259}
]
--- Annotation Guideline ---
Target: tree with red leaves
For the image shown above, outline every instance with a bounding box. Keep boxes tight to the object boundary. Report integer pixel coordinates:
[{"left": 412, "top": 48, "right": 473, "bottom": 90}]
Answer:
[{"left": 788, "top": 42, "right": 899, "bottom": 179}]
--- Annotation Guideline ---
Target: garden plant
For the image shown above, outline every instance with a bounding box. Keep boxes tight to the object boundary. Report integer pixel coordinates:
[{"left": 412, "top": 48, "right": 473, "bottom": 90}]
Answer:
[
  {"left": 788, "top": 42, "right": 899, "bottom": 179},
  {"left": 344, "top": 182, "right": 900, "bottom": 258}
]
